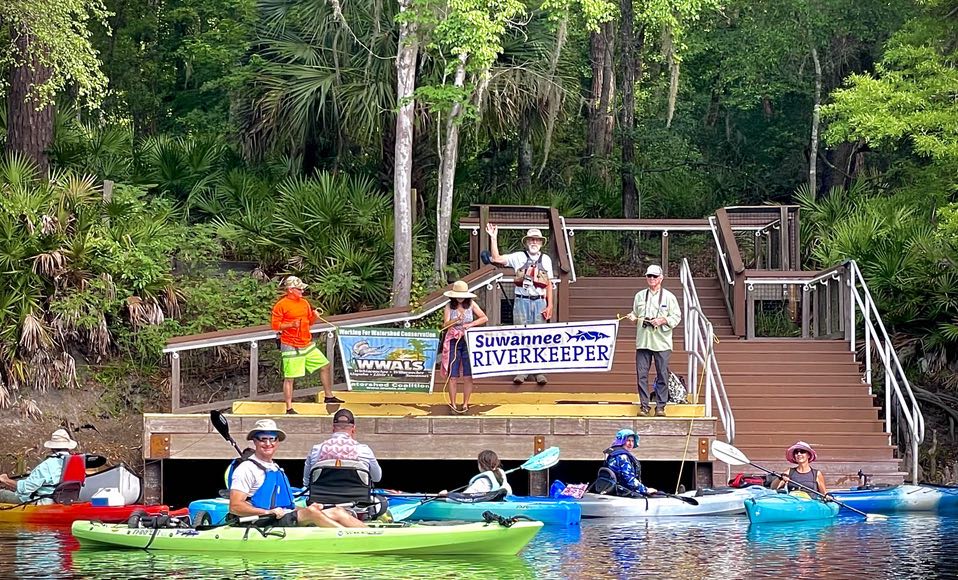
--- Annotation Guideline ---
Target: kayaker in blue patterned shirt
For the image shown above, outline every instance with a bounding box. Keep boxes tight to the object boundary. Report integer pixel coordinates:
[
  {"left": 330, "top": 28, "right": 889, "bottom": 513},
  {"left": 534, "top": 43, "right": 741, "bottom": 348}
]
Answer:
[{"left": 603, "top": 428, "right": 657, "bottom": 496}]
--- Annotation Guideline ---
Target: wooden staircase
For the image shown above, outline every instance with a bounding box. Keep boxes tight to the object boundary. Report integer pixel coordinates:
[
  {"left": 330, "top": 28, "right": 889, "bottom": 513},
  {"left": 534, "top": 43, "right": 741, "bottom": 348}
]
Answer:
[{"left": 477, "top": 276, "right": 902, "bottom": 487}]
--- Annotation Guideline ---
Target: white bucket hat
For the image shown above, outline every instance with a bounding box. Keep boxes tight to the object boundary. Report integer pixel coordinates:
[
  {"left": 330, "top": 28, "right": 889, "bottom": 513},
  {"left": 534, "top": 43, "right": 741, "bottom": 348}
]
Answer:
[
  {"left": 246, "top": 419, "right": 288, "bottom": 442},
  {"left": 522, "top": 228, "right": 547, "bottom": 245},
  {"left": 44, "top": 429, "right": 78, "bottom": 450}
]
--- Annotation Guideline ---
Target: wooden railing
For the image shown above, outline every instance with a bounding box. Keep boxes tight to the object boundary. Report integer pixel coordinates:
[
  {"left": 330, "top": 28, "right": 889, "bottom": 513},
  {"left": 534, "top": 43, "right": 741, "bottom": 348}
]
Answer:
[{"left": 162, "top": 267, "right": 504, "bottom": 412}]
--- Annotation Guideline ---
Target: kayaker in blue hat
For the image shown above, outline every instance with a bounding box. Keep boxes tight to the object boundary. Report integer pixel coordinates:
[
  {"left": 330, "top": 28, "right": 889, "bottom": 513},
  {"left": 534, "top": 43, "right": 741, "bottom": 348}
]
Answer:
[
  {"left": 604, "top": 428, "right": 657, "bottom": 496},
  {"left": 229, "top": 419, "right": 366, "bottom": 528},
  {"left": 775, "top": 441, "right": 829, "bottom": 497}
]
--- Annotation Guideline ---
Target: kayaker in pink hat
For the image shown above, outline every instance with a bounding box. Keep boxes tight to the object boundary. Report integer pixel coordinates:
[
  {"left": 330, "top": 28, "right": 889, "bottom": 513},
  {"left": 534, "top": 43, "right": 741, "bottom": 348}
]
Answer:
[{"left": 774, "top": 441, "right": 828, "bottom": 496}]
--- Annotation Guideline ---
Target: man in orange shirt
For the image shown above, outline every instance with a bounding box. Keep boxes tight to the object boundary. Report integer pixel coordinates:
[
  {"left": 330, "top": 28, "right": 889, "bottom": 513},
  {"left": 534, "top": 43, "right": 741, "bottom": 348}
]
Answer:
[{"left": 271, "top": 277, "right": 343, "bottom": 413}]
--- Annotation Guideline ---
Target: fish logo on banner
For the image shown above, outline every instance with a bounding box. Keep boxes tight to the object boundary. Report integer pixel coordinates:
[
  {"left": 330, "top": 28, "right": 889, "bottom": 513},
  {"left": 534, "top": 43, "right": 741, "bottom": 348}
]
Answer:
[{"left": 466, "top": 320, "right": 619, "bottom": 378}]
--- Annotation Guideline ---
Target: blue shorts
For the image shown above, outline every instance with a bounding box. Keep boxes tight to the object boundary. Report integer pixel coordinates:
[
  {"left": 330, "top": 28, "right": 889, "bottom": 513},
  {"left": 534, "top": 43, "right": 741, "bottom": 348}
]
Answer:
[{"left": 447, "top": 338, "right": 471, "bottom": 378}]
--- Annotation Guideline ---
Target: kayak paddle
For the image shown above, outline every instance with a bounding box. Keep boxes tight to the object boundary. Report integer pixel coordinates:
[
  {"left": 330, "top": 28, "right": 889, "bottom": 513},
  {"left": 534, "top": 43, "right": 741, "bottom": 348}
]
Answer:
[
  {"left": 210, "top": 410, "right": 246, "bottom": 457},
  {"left": 390, "top": 446, "right": 562, "bottom": 522},
  {"left": 710, "top": 440, "right": 888, "bottom": 521}
]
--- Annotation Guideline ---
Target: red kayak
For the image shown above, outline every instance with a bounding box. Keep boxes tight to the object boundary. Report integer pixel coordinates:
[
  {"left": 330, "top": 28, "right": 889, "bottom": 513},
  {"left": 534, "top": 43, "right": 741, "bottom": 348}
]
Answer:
[{"left": 0, "top": 502, "right": 187, "bottom": 526}]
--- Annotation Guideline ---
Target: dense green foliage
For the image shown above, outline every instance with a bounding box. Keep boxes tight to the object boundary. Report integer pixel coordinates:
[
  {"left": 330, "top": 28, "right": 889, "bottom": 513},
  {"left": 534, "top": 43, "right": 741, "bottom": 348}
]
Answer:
[{"left": 0, "top": 0, "right": 956, "bottom": 450}]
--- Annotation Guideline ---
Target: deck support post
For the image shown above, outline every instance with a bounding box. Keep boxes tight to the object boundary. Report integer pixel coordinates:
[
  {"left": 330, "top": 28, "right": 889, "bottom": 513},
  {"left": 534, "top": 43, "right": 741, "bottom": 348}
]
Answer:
[{"left": 529, "top": 435, "right": 548, "bottom": 496}]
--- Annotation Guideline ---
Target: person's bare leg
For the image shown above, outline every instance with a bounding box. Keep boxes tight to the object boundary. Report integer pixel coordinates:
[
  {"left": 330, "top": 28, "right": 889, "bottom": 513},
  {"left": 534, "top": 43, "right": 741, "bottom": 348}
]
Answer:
[
  {"left": 320, "top": 364, "right": 333, "bottom": 398},
  {"left": 448, "top": 377, "right": 459, "bottom": 411},
  {"left": 462, "top": 376, "right": 473, "bottom": 410},
  {"left": 297, "top": 505, "right": 343, "bottom": 528},
  {"left": 324, "top": 506, "right": 366, "bottom": 528},
  {"left": 283, "top": 378, "right": 295, "bottom": 411}
]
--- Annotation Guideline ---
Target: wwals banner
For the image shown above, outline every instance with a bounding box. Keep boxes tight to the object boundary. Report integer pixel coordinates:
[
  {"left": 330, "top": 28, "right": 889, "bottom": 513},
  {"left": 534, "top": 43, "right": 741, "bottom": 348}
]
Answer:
[
  {"left": 466, "top": 320, "right": 619, "bottom": 378},
  {"left": 338, "top": 327, "right": 441, "bottom": 392}
]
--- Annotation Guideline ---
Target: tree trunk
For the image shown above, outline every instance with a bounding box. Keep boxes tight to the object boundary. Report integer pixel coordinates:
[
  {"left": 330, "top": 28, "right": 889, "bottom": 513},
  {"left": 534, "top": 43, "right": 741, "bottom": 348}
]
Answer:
[
  {"left": 434, "top": 55, "right": 469, "bottom": 283},
  {"left": 392, "top": 5, "right": 418, "bottom": 307},
  {"left": 584, "top": 22, "right": 615, "bottom": 177},
  {"left": 619, "top": 0, "right": 644, "bottom": 264},
  {"left": 517, "top": 107, "right": 533, "bottom": 188},
  {"left": 5, "top": 29, "right": 54, "bottom": 175},
  {"left": 537, "top": 15, "right": 568, "bottom": 176},
  {"left": 808, "top": 44, "right": 822, "bottom": 200}
]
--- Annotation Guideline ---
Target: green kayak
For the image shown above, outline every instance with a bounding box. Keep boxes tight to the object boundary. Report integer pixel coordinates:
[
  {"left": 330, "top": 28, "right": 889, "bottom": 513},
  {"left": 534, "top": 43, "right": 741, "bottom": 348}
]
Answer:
[{"left": 71, "top": 519, "right": 542, "bottom": 556}]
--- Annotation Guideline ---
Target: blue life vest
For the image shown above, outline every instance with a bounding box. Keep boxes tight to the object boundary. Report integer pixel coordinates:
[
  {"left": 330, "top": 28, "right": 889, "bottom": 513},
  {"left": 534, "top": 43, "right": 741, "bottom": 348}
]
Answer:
[{"left": 241, "top": 458, "right": 296, "bottom": 510}]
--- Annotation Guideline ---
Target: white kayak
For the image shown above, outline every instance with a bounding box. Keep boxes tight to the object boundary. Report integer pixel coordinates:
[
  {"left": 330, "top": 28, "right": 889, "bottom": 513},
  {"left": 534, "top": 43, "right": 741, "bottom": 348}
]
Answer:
[{"left": 578, "top": 486, "right": 776, "bottom": 518}]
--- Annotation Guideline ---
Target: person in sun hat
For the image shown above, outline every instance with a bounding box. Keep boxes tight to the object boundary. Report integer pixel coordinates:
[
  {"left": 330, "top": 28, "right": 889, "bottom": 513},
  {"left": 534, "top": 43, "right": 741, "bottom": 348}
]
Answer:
[
  {"left": 271, "top": 275, "right": 344, "bottom": 413},
  {"left": 303, "top": 409, "right": 382, "bottom": 487},
  {"left": 440, "top": 280, "right": 489, "bottom": 413},
  {"left": 228, "top": 418, "right": 365, "bottom": 528},
  {"left": 602, "top": 428, "right": 657, "bottom": 496},
  {"left": 0, "top": 429, "right": 78, "bottom": 505},
  {"left": 485, "top": 223, "right": 554, "bottom": 386},
  {"left": 775, "top": 441, "right": 829, "bottom": 496},
  {"left": 626, "top": 264, "right": 681, "bottom": 417}
]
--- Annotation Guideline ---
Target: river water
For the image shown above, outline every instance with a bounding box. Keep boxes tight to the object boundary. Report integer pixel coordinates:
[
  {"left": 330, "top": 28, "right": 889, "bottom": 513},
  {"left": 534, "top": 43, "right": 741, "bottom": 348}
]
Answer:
[{"left": 3, "top": 514, "right": 956, "bottom": 579}]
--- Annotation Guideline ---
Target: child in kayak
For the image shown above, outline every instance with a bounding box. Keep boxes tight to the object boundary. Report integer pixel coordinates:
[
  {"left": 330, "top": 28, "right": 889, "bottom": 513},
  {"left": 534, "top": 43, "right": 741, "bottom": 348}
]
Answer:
[
  {"left": 775, "top": 441, "right": 829, "bottom": 497},
  {"left": 439, "top": 450, "right": 513, "bottom": 496},
  {"left": 603, "top": 428, "right": 657, "bottom": 496},
  {"left": 229, "top": 419, "right": 365, "bottom": 528}
]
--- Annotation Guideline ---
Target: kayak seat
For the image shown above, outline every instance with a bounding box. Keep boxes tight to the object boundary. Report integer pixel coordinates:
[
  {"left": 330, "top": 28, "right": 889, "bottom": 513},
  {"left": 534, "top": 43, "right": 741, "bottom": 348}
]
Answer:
[
  {"left": 31, "top": 453, "right": 87, "bottom": 504},
  {"left": 591, "top": 467, "right": 619, "bottom": 496},
  {"left": 308, "top": 459, "right": 387, "bottom": 520}
]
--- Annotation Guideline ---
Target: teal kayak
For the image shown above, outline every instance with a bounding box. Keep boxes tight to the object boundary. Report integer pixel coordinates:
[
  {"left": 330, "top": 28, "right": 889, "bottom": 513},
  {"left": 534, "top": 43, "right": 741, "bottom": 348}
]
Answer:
[
  {"left": 831, "top": 484, "right": 958, "bottom": 513},
  {"left": 71, "top": 519, "right": 542, "bottom": 556},
  {"left": 745, "top": 493, "right": 840, "bottom": 524},
  {"left": 386, "top": 495, "right": 581, "bottom": 526}
]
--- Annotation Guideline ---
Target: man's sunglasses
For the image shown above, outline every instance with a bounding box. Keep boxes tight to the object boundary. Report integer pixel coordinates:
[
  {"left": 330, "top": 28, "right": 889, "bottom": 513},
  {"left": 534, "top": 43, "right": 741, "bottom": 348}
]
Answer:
[
  {"left": 254, "top": 436, "right": 279, "bottom": 444},
  {"left": 646, "top": 274, "right": 661, "bottom": 279}
]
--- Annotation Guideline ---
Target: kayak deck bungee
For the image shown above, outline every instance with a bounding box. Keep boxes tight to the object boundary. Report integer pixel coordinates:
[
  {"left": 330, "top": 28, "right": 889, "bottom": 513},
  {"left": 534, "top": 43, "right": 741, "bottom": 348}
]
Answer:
[
  {"left": 0, "top": 502, "right": 187, "bottom": 526},
  {"left": 71, "top": 518, "right": 543, "bottom": 556},
  {"left": 744, "top": 493, "right": 840, "bottom": 524},
  {"left": 577, "top": 486, "right": 775, "bottom": 518},
  {"left": 830, "top": 484, "right": 958, "bottom": 513},
  {"left": 385, "top": 495, "right": 581, "bottom": 526}
]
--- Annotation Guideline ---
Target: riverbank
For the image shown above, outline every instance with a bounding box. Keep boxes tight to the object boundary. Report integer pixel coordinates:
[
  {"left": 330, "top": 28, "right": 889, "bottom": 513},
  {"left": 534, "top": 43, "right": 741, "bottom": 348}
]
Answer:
[{"left": 0, "top": 385, "right": 144, "bottom": 477}]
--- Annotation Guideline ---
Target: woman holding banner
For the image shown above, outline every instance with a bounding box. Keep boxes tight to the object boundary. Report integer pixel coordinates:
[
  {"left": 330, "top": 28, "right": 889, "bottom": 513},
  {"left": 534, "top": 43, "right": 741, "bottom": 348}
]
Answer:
[{"left": 442, "top": 281, "right": 488, "bottom": 413}]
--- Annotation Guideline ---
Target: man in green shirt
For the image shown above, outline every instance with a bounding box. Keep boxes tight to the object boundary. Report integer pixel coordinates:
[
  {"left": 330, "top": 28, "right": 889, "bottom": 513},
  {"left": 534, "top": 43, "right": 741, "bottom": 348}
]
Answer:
[{"left": 627, "top": 265, "right": 681, "bottom": 417}]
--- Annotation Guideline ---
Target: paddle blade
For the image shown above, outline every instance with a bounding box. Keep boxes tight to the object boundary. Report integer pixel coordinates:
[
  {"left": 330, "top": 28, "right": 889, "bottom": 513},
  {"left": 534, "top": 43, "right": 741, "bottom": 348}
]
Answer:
[
  {"left": 518, "top": 446, "right": 561, "bottom": 472},
  {"left": 210, "top": 410, "right": 231, "bottom": 439},
  {"left": 84, "top": 454, "right": 108, "bottom": 469},
  {"left": 390, "top": 502, "right": 421, "bottom": 522},
  {"left": 711, "top": 440, "right": 750, "bottom": 466}
]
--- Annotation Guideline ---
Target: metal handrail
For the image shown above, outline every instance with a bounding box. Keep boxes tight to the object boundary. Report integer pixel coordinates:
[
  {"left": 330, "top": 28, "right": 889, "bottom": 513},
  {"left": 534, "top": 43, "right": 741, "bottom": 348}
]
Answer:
[
  {"left": 708, "top": 216, "right": 734, "bottom": 285},
  {"left": 735, "top": 261, "right": 925, "bottom": 480},
  {"left": 847, "top": 261, "right": 924, "bottom": 482},
  {"left": 559, "top": 215, "right": 577, "bottom": 283},
  {"left": 680, "top": 258, "right": 735, "bottom": 444}
]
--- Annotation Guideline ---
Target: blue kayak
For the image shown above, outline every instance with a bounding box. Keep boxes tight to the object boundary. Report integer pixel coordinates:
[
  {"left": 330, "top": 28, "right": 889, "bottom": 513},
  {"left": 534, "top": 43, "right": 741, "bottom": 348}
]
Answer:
[
  {"left": 745, "top": 493, "right": 839, "bottom": 524},
  {"left": 831, "top": 484, "right": 958, "bottom": 513},
  {"left": 386, "top": 495, "right": 581, "bottom": 526},
  {"left": 189, "top": 493, "right": 307, "bottom": 526}
]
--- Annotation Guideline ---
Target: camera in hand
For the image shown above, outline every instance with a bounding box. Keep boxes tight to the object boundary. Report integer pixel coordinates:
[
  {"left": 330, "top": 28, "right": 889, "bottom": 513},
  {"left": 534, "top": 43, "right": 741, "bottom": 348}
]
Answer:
[{"left": 641, "top": 319, "right": 656, "bottom": 329}]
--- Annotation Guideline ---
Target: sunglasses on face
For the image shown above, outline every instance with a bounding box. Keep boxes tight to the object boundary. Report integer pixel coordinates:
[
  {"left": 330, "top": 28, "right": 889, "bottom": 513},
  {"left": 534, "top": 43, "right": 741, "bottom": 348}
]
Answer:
[
  {"left": 794, "top": 450, "right": 808, "bottom": 455},
  {"left": 646, "top": 274, "right": 660, "bottom": 279},
  {"left": 255, "top": 436, "right": 278, "bottom": 444}
]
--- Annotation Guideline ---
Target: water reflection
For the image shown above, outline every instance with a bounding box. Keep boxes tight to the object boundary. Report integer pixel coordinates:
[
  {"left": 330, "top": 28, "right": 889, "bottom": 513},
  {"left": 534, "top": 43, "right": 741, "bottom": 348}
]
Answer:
[{"left": 3, "top": 515, "right": 958, "bottom": 579}]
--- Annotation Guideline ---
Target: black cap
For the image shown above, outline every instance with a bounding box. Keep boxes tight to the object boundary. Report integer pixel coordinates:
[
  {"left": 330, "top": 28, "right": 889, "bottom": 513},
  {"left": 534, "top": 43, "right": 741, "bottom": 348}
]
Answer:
[{"left": 333, "top": 409, "right": 355, "bottom": 425}]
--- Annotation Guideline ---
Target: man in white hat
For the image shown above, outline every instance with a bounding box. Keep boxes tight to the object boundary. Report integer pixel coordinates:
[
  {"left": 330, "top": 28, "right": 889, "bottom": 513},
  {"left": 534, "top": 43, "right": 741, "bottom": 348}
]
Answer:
[
  {"left": 229, "top": 418, "right": 365, "bottom": 527},
  {"left": 0, "top": 429, "right": 77, "bottom": 504},
  {"left": 485, "top": 223, "right": 554, "bottom": 385},
  {"left": 626, "top": 265, "right": 681, "bottom": 416},
  {"left": 271, "top": 276, "right": 344, "bottom": 413}
]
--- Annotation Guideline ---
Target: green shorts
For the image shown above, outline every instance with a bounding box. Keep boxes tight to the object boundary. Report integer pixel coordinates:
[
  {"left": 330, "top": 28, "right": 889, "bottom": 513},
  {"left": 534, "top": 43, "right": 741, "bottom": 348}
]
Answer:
[{"left": 281, "top": 343, "right": 329, "bottom": 379}]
